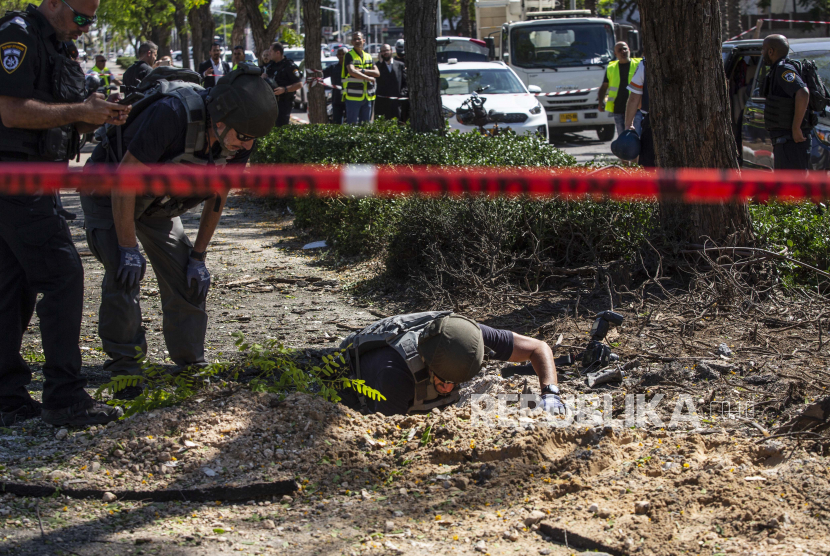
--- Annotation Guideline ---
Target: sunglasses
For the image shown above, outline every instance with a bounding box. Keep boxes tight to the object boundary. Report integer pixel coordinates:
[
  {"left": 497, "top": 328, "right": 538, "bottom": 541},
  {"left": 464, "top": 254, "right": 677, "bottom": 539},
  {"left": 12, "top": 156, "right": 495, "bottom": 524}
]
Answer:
[
  {"left": 61, "top": 0, "right": 97, "bottom": 27},
  {"left": 432, "top": 372, "right": 456, "bottom": 386}
]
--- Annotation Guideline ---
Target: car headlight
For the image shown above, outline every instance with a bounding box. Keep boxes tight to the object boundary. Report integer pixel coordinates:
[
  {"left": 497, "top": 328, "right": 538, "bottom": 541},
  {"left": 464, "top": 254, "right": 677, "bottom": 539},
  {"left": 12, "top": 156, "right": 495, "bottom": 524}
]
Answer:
[
  {"left": 529, "top": 103, "right": 542, "bottom": 115},
  {"left": 442, "top": 106, "right": 455, "bottom": 119}
]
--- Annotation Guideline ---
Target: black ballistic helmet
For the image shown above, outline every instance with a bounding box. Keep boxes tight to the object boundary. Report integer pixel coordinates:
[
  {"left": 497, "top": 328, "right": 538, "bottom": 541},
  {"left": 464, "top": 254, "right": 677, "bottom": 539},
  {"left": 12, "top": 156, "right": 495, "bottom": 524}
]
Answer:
[
  {"left": 610, "top": 129, "right": 641, "bottom": 160},
  {"left": 207, "top": 63, "right": 279, "bottom": 139},
  {"left": 395, "top": 39, "right": 405, "bottom": 57},
  {"left": 418, "top": 315, "right": 484, "bottom": 384}
]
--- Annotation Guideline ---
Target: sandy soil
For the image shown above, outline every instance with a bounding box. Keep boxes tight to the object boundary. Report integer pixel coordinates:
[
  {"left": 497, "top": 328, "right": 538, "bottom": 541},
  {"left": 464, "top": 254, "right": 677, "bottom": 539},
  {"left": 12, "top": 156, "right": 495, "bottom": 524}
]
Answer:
[{"left": 2, "top": 192, "right": 829, "bottom": 556}]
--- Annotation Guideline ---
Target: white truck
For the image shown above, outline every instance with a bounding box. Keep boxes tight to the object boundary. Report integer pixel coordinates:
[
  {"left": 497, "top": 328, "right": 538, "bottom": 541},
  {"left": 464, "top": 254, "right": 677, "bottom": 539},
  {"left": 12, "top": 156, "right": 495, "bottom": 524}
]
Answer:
[{"left": 476, "top": 0, "right": 641, "bottom": 140}]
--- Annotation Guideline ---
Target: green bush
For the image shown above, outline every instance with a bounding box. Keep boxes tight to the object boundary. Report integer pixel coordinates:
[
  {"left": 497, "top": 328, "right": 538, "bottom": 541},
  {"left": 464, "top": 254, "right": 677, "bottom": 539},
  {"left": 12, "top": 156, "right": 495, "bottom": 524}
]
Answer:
[
  {"left": 116, "top": 56, "right": 136, "bottom": 69},
  {"left": 251, "top": 119, "right": 574, "bottom": 167},
  {"left": 252, "top": 120, "right": 578, "bottom": 257},
  {"left": 750, "top": 202, "right": 830, "bottom": 283},
  {"left": 252, "top": 121, "right": 830, "bottom": 293}
]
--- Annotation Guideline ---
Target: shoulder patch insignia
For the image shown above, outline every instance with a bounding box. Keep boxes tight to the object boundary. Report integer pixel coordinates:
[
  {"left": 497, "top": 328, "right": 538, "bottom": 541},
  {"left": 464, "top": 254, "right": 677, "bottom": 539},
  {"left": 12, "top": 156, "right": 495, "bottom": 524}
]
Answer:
[
  {"left": 293, "top": 69, "right": 299, "bottom": 77},
  {"left": 782, "top": 70, "right": 796, "bottom": 83},
  {"left": 1, "top": 41, "right": 26, "bottom": 74}
]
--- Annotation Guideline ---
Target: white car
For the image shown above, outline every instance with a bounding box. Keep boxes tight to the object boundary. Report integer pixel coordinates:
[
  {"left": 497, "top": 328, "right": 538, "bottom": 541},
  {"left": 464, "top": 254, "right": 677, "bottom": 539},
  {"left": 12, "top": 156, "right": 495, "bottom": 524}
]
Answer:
[
  {"left": 224, "top": 49, "right": 257, "bottom": 65},
  {"left": 439, "top": 61, "right": 548, "bottom": 140}
]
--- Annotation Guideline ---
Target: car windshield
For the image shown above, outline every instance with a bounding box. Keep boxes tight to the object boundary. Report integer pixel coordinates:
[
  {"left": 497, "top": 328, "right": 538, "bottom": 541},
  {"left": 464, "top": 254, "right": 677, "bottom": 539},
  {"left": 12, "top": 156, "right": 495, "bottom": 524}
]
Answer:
[
  {"left": 440, "top": 68, "right": 527, "bottom": 95},
  {"left": 798, "top": 50, "right": 830, "bottom": 83},
  {"left": 511, "top": 23, "right": 614, "bottom": 68},
  {"left": 437, "top": 39, "right": 489, "bottom": 62},
  {"left": 321, "top": 59, "right": 338, "bottom": 69},
  {"left": 284, "top": 50, "right": 304, "bottom": 62},
  {"left": 753, "top": 49, "right": 830, "bottom": 97}
]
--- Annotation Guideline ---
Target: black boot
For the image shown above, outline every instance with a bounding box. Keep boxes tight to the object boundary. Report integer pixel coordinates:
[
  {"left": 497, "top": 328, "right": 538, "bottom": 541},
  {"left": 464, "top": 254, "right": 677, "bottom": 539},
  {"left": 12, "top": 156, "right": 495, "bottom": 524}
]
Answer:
[
  {"left": 42, "top": 398, "right": 124, "bottom": 427},
  {"left": 0, "top": 398, "right": 42, "bottom": 426}
]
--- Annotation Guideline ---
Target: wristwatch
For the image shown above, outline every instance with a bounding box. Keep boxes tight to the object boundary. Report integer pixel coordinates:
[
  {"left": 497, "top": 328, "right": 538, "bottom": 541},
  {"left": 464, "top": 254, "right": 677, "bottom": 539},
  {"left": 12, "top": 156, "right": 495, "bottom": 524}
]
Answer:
[
  {"left": 190, "top": 249, "right": 207, "bottom": 262},
  {"left": 541, "top": 384, "right": 560, "bottom": 396}
]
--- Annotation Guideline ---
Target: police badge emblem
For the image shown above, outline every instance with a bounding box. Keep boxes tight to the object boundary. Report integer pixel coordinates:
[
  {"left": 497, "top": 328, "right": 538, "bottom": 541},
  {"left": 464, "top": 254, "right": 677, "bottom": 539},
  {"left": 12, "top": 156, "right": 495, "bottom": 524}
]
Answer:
[
  {"left": 1, "top": 42, "right": 26, "bottom": 74},
  {"left": 782, "top": 70, "right": 797, "bottom": 83}
]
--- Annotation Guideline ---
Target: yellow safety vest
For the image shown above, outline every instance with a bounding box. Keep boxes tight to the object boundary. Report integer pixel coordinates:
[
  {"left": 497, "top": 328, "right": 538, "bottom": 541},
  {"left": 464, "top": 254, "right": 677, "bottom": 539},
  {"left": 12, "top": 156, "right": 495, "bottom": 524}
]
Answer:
[
  {"left": 90, "top": 65, "right": 113, "bottom": 88},
  {"left": 341, "top": 49, "right": 376, "bottom": 102},
  {"left": 604, "top": 58, "right": 641, "bottom": 112}
]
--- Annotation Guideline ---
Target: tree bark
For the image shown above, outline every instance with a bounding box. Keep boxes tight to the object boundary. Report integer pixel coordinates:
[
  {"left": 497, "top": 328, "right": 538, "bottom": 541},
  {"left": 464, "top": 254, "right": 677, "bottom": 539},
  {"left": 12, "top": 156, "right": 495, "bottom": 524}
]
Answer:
[
  {"left": 242, "top": 0, "right": 290, "bottom": 55},
  {"left": 585, "top": 0, "right": 597, "bottom": 16},
  {"left": 150, "top": 21, "right": 173, "bottom": 58},
  {"left": 189, "top": 2, "right": 215, "bottom": 67},
  {"left": 637, "top": 0, "right": 753, "bottom": 245},
  {"left": 458, "top": 0, "right": 471, "bottom": 37},
  {"left": 354, "top": 0, "right": 362, "bottom": 35},
  {"left": 718, "top": 0, "right": 729, "bottom": 37},
  {"left": 231, "top": 0, "right": 249, "bottom": 49},
  {"left": 172, "top": 1, "right": 190, "bottom": 69},
  {"left": 303, "top": 0, "right": 327, "bottom": 124},
  {"left": 727, "top": 0, "right": 742, "bottom": 40},
  {"left": 405, "top": 0, "right": 443, "bottom": 132}
]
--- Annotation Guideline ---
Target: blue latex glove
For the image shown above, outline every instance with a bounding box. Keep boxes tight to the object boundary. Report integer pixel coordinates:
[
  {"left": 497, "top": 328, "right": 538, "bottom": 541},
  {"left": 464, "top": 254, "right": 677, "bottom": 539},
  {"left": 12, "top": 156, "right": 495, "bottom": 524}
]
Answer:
[
  {"left": 116, "top": 245, "right": 146, "bottom": 289},
  {"left": 541, "top": 385, "right": 567, "bottom": 415},
  {"left": 186, "top": 257, "right": 211, "bottom": 297}
]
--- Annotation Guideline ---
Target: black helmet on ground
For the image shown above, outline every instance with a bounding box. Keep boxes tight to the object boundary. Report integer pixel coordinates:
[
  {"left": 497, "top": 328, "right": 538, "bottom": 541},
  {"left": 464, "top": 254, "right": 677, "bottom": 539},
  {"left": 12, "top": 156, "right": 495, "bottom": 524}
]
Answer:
[{"left": 206, "top": 63, "right": 279, "bottom": 141}]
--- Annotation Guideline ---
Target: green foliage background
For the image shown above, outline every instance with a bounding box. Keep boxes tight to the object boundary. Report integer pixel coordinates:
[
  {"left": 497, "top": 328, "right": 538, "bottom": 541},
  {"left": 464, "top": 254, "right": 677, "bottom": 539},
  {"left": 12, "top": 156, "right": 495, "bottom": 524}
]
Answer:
[{"left": 252, "top": 122, "right": 830, "bottom": 291}]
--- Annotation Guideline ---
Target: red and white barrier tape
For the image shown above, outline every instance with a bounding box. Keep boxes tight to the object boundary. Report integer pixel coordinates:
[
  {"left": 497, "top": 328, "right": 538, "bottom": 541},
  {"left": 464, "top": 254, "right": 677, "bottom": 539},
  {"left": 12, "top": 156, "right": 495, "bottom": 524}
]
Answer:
[
  {"left": 726, "top": 18, "right": 830, "bottom": 41},
  {"left": 534, "top": 87, "right": 599, "bottom": 97},
  {"left": 308, "top": 69, "right": 595, "bottom": 99},
  {"left": 2, "top": 164, "right": 830, "bottom": 203}
]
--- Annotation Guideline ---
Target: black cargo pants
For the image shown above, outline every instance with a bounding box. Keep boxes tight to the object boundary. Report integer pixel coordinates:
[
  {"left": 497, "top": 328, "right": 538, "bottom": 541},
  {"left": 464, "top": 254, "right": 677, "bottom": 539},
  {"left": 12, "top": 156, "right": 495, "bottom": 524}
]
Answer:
[{"left": 0, "top": 194, "right": 89, "bottom": 410}]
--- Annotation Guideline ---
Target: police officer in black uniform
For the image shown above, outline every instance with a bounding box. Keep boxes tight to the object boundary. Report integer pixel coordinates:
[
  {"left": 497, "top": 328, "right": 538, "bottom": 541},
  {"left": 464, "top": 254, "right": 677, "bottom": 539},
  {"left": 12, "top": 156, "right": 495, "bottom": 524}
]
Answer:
[
  {"left": 265, "top": 42, "right": 302, "bottom": 127},
  {"left": 0, "top": 0, "right": 129, "bottom": 426},
  {"left": 761, "top": 34, "right": 812, "bottom": 170}
]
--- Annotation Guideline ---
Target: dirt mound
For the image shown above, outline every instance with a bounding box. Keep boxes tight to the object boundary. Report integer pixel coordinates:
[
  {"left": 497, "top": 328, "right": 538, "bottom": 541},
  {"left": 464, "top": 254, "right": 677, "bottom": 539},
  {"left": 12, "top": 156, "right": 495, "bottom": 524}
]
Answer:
[{"left": 3, "top": 389, "right": 830, "bottom": 555}]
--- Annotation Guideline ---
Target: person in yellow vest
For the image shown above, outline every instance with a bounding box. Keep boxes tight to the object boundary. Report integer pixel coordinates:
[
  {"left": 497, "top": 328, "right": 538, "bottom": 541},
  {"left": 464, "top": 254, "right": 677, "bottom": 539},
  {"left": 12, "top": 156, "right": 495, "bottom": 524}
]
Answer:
[
  {"left": 343, "top": 32, "right": 379, "bottom": 124},
  {"left": 596, "top": 42, "right": 641, "bottom": 141},
  {"left": 87, "top": 54, "right": 121, "bottom": 90}
]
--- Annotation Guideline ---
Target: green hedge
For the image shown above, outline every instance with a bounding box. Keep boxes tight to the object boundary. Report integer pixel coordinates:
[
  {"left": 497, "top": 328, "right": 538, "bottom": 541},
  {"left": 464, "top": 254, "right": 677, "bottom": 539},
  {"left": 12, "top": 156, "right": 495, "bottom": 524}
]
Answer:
[
  {"left": 251, "top": 122, "right": 829, "bottom": 290},
  {"left": 251, "top": 119, "right": 574, "bottom": 167},
  {"left": 252, "top": 120, "right": 578, "bottom": 257},
  {"left": 116, "top": 56, "right": 136, "bottom": 69},
  {"left": 750, "top": 202, "right": 830, "bottom": 285}
]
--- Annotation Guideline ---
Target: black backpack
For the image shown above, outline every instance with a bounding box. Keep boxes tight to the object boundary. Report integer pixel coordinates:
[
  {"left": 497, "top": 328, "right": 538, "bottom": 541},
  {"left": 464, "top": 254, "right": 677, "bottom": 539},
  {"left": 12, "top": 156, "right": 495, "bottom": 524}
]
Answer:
[
  {"left": 95, "top": 67, "right": 206, "bottom": 163},
  {"left": 791, "top": 59, "right": 830, "bottom": 113}
]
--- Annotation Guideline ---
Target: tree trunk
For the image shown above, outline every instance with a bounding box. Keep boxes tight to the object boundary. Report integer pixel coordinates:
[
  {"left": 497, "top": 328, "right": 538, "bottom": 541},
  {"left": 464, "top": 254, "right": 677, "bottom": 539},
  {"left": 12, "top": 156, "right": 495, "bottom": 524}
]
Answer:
[
  {"left": 242, "top": 0, "right": 290, "bottom": 56},
  {"left": 458, "top": 0, "right": 471, "bottom": 37},
  {"left": 172, "top": 1, "right": 190, "bottom": 69},
  {"left": 354, "top": 0, "right": 362, "bottom": 35},
  {"left": 718, "top": 0, "right": 729, "bottom": 37},
  {"left": 585, "top": 0, "right": 597, "bottom": 16},
  {"left": 303, "top": 0, "right": 326, "bottom": 124},
  {"left": 150, "top": 21, "right": 173, "bottom": 58},
  {"left": 405, "top": 0, "right": 443, "bottom": 132},
  {"left": 637, "top": 0, "right": 753, "bottom": 246},
  {"left": 727, "top": 0, "right": 742, "bottom": 40},
  {"left": 231, "top": 0, "right": 249, "bottom": 49},
  {"left": 189, "top": 2, "right": 215, "bottom": 67}
]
